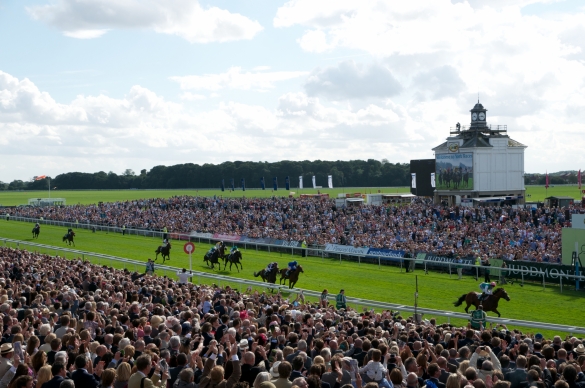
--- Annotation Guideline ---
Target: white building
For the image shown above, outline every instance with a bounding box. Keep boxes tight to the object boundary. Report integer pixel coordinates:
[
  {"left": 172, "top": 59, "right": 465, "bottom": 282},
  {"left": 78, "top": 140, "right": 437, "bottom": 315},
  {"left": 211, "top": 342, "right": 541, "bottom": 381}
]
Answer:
[{"left": 432, "top": 101, "right": 527, "bottom": 206}]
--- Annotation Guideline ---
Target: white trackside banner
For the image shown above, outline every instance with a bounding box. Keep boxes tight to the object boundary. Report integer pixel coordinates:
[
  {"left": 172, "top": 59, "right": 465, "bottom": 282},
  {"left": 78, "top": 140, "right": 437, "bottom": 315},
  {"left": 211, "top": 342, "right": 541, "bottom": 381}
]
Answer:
[
  {"left": 431, "top": 173, "right": 436, "bottom": 188},
  {"left": 299, "top": 176, "right": 303, "bottom": 189},
  {"left": 411, "top": 173, "right": 417, "bottom": 188},
  {"left": 328, "top": 175, "right": 333, "bottom": 188},
  {"left": 312, "top": 175, "right": 316, "bottom": 188}
]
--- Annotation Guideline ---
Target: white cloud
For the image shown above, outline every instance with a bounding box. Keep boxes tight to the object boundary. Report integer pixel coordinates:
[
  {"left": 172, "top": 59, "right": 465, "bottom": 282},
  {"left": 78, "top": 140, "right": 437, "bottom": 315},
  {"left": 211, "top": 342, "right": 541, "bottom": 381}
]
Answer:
[
  {"left": 27, "top": 0, "right": 263, "bottom": 43},
  {"left": 62, "top": 29, "right": 109, "bottom": 39},
  {"left": 170, "top": 67, "right": 309, "bottom": 92},
  {"left": 304, "top": 61, "right": 402, "bottom": 100}
]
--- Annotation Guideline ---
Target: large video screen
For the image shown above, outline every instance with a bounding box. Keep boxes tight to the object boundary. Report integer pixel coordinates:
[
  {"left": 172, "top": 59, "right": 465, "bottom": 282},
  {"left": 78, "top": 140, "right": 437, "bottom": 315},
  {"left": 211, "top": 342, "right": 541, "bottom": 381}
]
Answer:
[
  {"left": 435, "top": 153, "right": 473, "bottom": 190},
  {"left": 410, "top": 159, "right": 435, "bottom": 196}
]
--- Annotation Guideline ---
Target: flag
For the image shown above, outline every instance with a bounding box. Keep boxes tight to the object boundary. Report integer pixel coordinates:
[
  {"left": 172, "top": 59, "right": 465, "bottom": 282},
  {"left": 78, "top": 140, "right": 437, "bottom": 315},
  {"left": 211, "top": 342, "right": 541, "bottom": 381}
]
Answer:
[
  {"left": 285, "top": 176, "right": 290, "bottom": 191},
  {"left": 221, "top": 179, "right": 225, "bottom": 192},
  {"left": 230, "top": 178, "right": 235, "bottom": 191},
  {"left": 327, "top": 175, "right": 333, "bottom": 189},
  {"left": 411, "top": 173, "right": 417, "bottom": 189},
  {"left": 241, "top": 178, "right": 246, "bottom": 191},
  {"left": 260, "top": 177, "right": 265, "bottom": 190},
  {"left": 579, "top": 169, "right": 582, "bottom": 190},
  {"left": 312, "top": 175, "right": 316, "bottom": 189},
  {"left": 299, "top": 176, "right": 303, "bottom": 189},
  {"left": 430, "top": 172, "right": 436, "bottom": 188},
  {"left": 35, "top": 175, "right": 47, "bottom": 181},
  {"left": 545, "top": 171, "right": 549, "bottom": 189},
  {"left": 273, "top": 177, "right": 278, "bottom": 191}
]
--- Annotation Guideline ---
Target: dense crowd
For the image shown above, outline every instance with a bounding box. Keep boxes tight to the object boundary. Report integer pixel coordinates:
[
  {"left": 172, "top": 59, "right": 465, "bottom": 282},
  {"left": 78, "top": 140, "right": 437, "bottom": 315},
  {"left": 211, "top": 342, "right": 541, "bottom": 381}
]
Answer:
[
  {"left": 0, "top": 246, "right": 584, "bottom": 388},
  {"left": 3, "top": 196, "right": 580, "bottom": 263}
]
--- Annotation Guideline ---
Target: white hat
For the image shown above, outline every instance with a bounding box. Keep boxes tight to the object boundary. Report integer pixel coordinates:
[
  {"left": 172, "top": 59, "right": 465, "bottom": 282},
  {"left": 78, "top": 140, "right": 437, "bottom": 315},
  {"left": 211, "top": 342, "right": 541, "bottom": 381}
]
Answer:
[
  {"left": 270, "top": 361, "right": 281, "bottom": 378},
  {"left": 239, "top": 339, "right": 249, "bottom": 350}
]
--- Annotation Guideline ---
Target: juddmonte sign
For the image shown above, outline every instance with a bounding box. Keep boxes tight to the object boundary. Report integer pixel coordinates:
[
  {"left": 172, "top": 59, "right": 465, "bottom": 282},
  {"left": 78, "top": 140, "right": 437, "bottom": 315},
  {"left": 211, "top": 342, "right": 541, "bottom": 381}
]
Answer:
[{"left": 505, "top": 262, "right": 584, "bottom": 281}]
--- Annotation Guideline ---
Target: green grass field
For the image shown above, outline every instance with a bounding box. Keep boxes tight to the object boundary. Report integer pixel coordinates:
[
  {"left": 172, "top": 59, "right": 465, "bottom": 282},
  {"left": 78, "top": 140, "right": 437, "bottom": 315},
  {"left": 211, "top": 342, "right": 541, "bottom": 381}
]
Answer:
[
  {"left": 0, "top": 218, "right": 583, "bottom": 338},
  {"left": 0, "top": 185, "right": 581, "bottom": 206},
  {"left": 0, "top": 187, "right": 409, "bottom": 206}
]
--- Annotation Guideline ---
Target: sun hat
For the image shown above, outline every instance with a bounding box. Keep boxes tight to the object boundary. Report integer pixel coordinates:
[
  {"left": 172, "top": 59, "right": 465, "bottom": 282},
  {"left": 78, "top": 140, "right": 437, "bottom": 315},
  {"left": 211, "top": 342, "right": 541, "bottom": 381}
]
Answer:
[
  {"left": 270, "top": 361, "right": 281, "bottom": 378},
  {"left": 0, "top": 343, "right": 13, "bottom": 355},
  {"left": 239, "top": 339, "right": 249, "bottom": 351}
]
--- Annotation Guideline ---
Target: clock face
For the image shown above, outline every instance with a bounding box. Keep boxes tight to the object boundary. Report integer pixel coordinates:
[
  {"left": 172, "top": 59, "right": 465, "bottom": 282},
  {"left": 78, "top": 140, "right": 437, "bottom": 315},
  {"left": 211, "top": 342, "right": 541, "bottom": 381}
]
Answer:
[
  {"left": 479, "top": 112, "right": 485, "bottom": 121},
  {"left": 471, "top": 112, "right": 478, "bottom": 121}
]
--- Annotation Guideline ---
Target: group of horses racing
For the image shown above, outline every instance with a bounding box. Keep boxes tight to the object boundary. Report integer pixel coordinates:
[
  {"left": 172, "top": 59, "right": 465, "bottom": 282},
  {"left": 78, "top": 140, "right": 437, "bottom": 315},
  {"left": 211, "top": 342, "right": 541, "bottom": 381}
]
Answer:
[
  {"left": 203, "top": 243, "right": 243, "bottom": 272},
  {"left": 253, "top": 263, "right": 304, "bottom": 289},
  {"left": 29, "top": 225, "right": 510, "bottom": 313}
]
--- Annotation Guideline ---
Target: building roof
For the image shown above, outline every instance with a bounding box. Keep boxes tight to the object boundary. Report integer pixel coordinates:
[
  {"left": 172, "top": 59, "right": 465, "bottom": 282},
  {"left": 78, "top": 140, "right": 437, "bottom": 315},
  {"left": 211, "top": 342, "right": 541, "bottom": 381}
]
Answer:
[
  {"left": 461, "top": 135, "right": 492, "bottom": 148},
  {"left": 508, "top": 138, "right": 527, "bottom": 147}
]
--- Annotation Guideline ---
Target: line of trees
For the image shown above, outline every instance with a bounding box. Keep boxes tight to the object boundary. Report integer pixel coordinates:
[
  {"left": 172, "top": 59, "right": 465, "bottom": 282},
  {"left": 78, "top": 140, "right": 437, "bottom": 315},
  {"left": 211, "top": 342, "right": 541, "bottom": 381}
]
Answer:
[{"left": 0, "top": 159, "right": 411, "bottom": 191}]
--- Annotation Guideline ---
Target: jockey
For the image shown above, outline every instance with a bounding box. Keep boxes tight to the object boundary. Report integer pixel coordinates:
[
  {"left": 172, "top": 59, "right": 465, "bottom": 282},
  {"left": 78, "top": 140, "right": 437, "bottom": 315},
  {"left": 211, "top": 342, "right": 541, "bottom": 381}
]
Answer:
[
  {"left": 479, "top": 281, "right": 496, "bottom": 302},
  {"left": 216, "top": 241, "right": 224, "bottom": 249},
  {"left": 35, "top": 223, "right": 40, "bottom": 228},
  {"left": 286, "top": 260, "right": 298, "bottom": 276},
  {"left": 265, "top": 262, "right": 277, "bottom": 274},
  {"left": 230, "top": 246, "right": 238, "bottom": 254},
  {"left": 162, "top": 238, "right": 169, "bottom": 249}
]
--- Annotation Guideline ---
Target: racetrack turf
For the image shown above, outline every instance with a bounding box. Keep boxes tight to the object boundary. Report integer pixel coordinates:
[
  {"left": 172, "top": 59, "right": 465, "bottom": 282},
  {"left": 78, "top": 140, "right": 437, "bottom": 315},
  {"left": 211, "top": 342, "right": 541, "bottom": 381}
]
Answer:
[{"left": 0, "top": 218, "right": 583, "bottom": 338}]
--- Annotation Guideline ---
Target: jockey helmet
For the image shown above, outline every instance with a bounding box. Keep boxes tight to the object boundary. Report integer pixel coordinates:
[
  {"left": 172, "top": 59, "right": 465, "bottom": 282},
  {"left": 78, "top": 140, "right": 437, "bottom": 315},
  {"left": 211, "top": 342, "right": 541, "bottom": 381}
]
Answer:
[
  {"left": 293, "top": 260, "right": 298, "bottom": 265},
  {"left": 490, "top": 282, "right": 496, "bottom": 287}
]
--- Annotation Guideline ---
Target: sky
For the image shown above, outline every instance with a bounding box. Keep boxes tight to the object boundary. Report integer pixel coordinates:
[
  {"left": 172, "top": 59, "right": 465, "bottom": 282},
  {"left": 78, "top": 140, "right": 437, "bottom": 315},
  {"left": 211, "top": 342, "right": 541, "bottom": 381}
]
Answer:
[{"left": 1, "top": 0, "right": 585, "bottom": 183}]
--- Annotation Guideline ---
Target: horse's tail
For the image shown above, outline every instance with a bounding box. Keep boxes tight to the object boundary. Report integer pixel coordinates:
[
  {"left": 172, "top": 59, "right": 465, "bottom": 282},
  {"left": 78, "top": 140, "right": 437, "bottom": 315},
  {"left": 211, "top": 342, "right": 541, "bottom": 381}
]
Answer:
[{"left": 454, "top": 293, "right": 467, "bottom": 307}]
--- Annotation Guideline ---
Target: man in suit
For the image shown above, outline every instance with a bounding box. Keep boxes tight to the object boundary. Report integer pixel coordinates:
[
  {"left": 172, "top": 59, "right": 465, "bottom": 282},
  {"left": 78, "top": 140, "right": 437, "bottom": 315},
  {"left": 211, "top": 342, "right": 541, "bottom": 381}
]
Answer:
[
  {"left": 128, "top": 354, "right": 168, "bottom": 388},
  {"left": 425, "top": 363, "right": 446, "bottom": 388},
  {"left": 289, "top": 356, "right": 304, "bottom": 381},
  {"left": 286, "top": 340, "right": 312, "bottom": 370},
  {"left": 41, "top": 363, "right": 70, "bottom": 388},
  {"left": 437, "top": 357, "right": 451, "bottom": 385},
  {"left": 240, "top": 351, "right": 263, "bottom": 386},
  {"left": 169, "top": 353, "right": 189, "bottom": 387},
  {"left": 71, "top": 355, "right": 101, "bottom": 388},
  {"left": 505, "top": 355, "right": 528, "bottom": 388},
  {"left": 272, "top": 361, "right": 293, "bottom": 388}
]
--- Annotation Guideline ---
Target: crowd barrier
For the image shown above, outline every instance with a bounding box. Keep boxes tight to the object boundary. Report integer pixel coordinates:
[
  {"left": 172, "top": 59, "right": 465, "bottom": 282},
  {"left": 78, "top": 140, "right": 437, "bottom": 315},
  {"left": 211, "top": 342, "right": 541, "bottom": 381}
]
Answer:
[
  {"left": 2, "top": 215, "right": 584, "bottom": 292},
  {"left": 1, "top": 237, "right": 584, "bottom": 336}
]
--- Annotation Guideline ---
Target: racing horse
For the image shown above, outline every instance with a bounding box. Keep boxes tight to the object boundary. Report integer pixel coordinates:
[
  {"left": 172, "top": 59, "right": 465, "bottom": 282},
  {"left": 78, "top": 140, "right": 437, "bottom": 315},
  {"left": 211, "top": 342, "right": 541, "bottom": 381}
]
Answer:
[
  {"left": 204, "top": 249, "right": 221, "bottom": 270},
  {"left": 254, "top": 264, "right": 279, "bottom": 284},
  {"left": 223, "top": 250, "right": 243, "bottom": 272},
  {"left": 62, "top": 230, "right": 75, "bottom": 246},
  {"left": 32, "top": 225, "right": 40, "bottom": 239},
  {"left": 453, "top": 288, "right": 510, "bottom": 317},
  {"left": 155, "top": 243, "right": 171, "bottom": 263},
  {"left": 279, "top": 265, "right": 304, "bottom": 289}
]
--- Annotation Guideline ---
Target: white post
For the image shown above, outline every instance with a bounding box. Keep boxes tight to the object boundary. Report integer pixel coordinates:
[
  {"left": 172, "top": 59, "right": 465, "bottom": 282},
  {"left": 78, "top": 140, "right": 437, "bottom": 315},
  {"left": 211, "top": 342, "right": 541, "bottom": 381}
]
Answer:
[
  {"left": 48, "top": 177, "right": 51, "bottom": 198},
  {"left": 189, "top": 253, "right": 192, "bottom": 273}
]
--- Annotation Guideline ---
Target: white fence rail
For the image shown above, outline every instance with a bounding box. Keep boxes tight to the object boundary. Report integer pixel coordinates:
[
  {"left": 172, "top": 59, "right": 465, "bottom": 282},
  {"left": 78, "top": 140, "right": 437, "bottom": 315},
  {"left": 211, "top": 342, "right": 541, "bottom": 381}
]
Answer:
[{"left": 2, "top": 238, "right": 584, "bottom": 336}]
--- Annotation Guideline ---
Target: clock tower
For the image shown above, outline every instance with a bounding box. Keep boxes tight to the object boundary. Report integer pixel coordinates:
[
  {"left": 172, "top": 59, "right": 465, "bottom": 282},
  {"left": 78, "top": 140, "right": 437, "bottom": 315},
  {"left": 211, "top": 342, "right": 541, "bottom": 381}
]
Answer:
[{"left": 470, "top": 100, "right": 487, "bottom": 129}]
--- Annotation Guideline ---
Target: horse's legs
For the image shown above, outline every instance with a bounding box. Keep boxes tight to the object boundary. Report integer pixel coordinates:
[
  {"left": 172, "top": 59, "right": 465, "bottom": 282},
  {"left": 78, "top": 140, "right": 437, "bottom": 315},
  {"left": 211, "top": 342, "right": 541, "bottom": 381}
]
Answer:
[{"left": 493, "top": 308, "right": 501, "bottom": 317}]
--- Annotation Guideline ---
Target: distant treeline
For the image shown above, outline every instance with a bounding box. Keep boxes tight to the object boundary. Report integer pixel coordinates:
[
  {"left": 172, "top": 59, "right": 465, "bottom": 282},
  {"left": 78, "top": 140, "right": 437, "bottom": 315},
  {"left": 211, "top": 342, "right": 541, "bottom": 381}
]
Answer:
[{"left": 2, "top": 159, "right": 411, "bottom": 190}]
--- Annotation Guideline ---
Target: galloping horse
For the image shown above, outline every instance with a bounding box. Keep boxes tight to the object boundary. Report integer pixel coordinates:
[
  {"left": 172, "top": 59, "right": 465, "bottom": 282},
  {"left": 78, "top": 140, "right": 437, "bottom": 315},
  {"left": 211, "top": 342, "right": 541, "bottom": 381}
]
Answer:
[
  {"left": 155, "top": 243, "right": 171, "bottom": 263},
  {"left": 218, "top": 244, "right": 229, "bottom": 260},
  {"left": 32, "top": 225, "right": 40, "bottom": 239},
  {"left": 254, "top": 264, "right": 279, "bottom": 284},
  {"left": 453, "top": 288, "right": 510, "bottom": 317},
  {"left": 223, "top": 250, "right": 243, "bottom": 272},
  {"left": 204, "top": 249, "right": 221, "bottom": 270},
  {"left": 279, "top": 265, "right": 304, "bottom": 289},
  {"left": 62, "top": 230, "right": 75, "bottom": 246}
]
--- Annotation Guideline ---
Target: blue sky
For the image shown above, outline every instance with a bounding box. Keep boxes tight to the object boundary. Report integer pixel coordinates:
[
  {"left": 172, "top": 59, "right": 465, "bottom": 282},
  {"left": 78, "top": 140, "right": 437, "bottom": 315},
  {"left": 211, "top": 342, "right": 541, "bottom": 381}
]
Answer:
[{"left": 1, "top": 0, "right": 584, "bottom": 182}]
